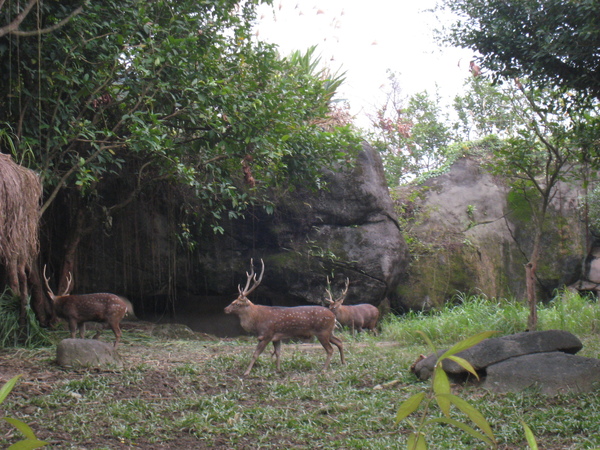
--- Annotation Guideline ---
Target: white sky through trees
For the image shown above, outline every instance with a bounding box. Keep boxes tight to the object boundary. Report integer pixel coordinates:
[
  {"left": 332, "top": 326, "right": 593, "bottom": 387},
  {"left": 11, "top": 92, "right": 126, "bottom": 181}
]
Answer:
[{"left": 255, "top": 0, "right": 474, "bottom": 128}]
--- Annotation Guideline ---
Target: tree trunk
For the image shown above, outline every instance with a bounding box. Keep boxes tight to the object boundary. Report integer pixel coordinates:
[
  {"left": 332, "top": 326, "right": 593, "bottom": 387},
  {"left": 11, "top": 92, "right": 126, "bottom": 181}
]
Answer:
[
  {"left": 526, "top": 228, "right": 542, "bottom": 331},
  {"left": 29, "top": 264, "right": 54, "bottom": 327},
  {"left": 525, "top": 261, "right": 537, "bottom": 331},
  {"left": 58, "top": 208, "right": 91, "bottom": 294}
]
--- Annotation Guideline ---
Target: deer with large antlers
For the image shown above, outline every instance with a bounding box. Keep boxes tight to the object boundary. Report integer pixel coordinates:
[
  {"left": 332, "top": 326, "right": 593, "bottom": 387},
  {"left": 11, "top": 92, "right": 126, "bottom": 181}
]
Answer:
[
  {"left": 43, "top": 266, "right": 132, "bottom": 347},
  {"left": 224, "top": 259, "right": 345, "bottom": 376},
  {"left": 325, "top": 278, "right": 380, "bottom": 335}
]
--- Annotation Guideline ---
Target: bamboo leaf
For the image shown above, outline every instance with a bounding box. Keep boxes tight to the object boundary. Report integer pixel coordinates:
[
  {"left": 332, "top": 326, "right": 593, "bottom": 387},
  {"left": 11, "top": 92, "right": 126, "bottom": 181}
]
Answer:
[
  {"left": 446, "top": 355, "right": 479, "bottom": 379},
  {"left": 433, "top": 365, "right": 450, "bottom": 395},
  {"left": 396, "top": 392, "right": 426, "bottom": 423},
  {"left": 521, "top": 421, "right": 538, "bottom": 450},
  {"left": 0, "top": 375, "right": 21, "bottom": 404},
  {"left": 406, "top": 432, "right": 427, "bottom": 450},
  {"left": 7, "top": 438, "right": 48, "bottom": 450},
  {"left": 427, "top": 417, "right": 494, "bottom": 445},
  {"left": 438, "top": 331, "right": 497, "bottom": 361},
  {"left": 442, "top": 393, "right": 496, "bottom": 443},
  {"left": 433, "top": 367, "right": 451, "bottom": 416},
  {"left": 4, "top": 418, "right": 38, "bottom": 440}
]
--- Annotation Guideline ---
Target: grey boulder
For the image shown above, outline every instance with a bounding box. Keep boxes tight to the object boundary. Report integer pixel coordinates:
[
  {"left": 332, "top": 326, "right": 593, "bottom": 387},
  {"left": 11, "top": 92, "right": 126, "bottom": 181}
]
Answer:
[{"left": 56, "top": 338, "right": 122, "bottom": 368}]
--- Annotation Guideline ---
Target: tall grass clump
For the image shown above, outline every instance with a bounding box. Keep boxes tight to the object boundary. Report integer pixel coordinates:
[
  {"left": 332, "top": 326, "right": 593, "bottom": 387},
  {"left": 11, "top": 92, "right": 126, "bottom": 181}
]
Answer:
[
  {"left": 538, "top": 288, "right": 600, "bottom": 334},
  {"left": 381, "top": 292, "right": 527, "bottom": 346},
  {"left": 0, "top": 287, "right": 51, "bottom": 348},
  {"left": 382, "top": 290, "right": 600, "bottom": 346}
]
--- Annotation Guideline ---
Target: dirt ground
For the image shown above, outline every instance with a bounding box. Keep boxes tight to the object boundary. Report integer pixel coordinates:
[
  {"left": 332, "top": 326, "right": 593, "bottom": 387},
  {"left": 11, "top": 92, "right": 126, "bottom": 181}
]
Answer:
[
  {"left": 0, "top": 322, "right": 243, "bottom": 448},
  {"left": 0, "top": 321, "right": 366, "bottom": 449}
]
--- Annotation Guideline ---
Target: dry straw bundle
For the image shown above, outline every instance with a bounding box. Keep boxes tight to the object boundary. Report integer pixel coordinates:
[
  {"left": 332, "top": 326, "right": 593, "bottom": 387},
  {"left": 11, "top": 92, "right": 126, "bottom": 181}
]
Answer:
[{"left": 0, "top": 153, "right": 42, "bottom": 269}]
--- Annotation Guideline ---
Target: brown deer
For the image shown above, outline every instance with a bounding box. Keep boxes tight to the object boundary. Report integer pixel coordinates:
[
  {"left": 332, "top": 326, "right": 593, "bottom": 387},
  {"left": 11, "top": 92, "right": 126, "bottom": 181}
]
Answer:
[
  {"left": 43, "top": 266, "right": 132, "bottom": 347},
  {"left": 325, "top": 278, "right": 380, "bottom": 335},
  {"left": 224, "top": 259, "right": 345, "bottom": 376}
]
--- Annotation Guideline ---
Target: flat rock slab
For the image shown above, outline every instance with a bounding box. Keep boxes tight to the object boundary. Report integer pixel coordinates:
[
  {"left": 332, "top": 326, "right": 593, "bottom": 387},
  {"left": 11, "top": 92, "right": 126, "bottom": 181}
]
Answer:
[
  {"left": 484, "top": 352, "right": 600, "bottom": 395},
  {"left": 412, "top": 330, "right": 582, "bottom": 380},
  {"left": 56, "top": 339, "right": 122, "bottom": 368}
]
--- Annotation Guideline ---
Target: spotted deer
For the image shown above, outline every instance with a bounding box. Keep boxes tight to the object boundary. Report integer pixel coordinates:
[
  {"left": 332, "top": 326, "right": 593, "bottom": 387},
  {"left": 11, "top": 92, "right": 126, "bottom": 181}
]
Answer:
[
  {"left": 224, "top": 259, "right": 345, "bottom": 376},
  {"left": 43, "top": 266, "right": 132, "bottom": 347},
  {"left": 325, "top": 278, "right": 380, "bottom": 335}
]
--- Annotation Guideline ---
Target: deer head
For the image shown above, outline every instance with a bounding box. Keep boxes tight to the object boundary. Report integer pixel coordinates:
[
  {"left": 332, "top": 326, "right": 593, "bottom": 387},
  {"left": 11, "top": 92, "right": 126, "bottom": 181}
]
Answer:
[
  {"left": 324, "top": 277, "right": 349, "bottom": 312},
  {"left": 225, "top": 259, "right": 264, "bottom": 314}
]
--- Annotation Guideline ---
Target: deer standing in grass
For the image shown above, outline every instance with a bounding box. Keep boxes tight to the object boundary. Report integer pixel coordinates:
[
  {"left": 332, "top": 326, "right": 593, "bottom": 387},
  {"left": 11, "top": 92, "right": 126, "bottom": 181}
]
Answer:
[
  {"left": 325, "top": 278, "right": 380, "bottom": 335},
  {"left": 43, "top": 266, "right": 132, "bottom": 347},
  {"left": 224, "top": 259, "right": 345, "bottom": 376}
]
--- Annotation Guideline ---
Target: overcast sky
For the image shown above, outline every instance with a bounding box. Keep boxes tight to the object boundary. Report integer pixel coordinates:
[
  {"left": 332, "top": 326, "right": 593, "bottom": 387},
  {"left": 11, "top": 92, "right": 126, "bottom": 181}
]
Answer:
[{"left": 254, "top": 0, "right": 474, "bottom": 128}]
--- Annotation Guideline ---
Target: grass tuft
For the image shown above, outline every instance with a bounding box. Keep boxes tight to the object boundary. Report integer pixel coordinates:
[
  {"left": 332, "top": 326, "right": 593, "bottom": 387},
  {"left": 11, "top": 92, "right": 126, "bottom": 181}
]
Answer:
[{"left": 0, "top": 287, "right": 52, "bottom": 348}]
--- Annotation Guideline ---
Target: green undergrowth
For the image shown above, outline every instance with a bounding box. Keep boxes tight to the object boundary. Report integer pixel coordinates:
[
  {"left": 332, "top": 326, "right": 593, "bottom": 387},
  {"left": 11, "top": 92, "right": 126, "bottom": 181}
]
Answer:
[{"left": 381, "top": 289, "right": 600, "bottom": 347}]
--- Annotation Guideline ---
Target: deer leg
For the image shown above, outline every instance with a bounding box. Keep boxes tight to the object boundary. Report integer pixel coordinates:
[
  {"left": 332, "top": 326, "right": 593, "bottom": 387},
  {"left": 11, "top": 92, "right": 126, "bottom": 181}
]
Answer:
[
  {"left": 107, "top": 322, "right": 122, "bottom": 347},
  {"left": 316, "top": 335, "right": 335, "bottom": 371},
  {"left": 68, "top": 319, "right": 79, "bottom": 339},
  {"left": 272, "top": 341, "right": 282, "bottom": 371},
  {"left": 329, "top": 334, "right": 345, "bottom": 365},
  {"left": 244, "top": 338, "right": 270, "bottom": 376}
]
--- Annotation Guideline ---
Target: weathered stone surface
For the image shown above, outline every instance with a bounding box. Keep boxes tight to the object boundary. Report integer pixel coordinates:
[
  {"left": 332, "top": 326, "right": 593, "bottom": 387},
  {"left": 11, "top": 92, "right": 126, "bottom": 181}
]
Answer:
[
  {"left": 56, "top": 339, "right": 122, "bottom": 368},
  {"left": 395, "top": 156, "right": 585, "bottom": 310},
  {"left": 412, "top": 330, "right": 583, "bottom": 380},
  {"left": 484, "top": 352, "right": 600, "bottom": 395}
]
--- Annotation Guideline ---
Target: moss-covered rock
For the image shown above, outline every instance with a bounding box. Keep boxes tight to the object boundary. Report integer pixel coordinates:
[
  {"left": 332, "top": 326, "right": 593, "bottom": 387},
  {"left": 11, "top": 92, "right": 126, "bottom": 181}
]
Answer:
[{"left": 394, "top": 157, "right": 585, "bottom": 310}]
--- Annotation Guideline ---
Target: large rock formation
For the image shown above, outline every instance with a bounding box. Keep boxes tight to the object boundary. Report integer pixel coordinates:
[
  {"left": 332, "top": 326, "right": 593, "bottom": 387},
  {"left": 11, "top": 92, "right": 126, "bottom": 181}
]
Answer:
[
  {"left": 75, "top": 143, "right": 408, "bottom": 335},
  {"left": 393, "top": 157, "right": 586, "bottom": 310},
  {"left": 411, "top": 330, "right": 600, "bottom": 396}
]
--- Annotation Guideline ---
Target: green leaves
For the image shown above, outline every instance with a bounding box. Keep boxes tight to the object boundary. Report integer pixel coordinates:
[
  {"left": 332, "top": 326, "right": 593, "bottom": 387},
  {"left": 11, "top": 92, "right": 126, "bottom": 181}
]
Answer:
[
  {"left": 371, "top": 73, "right": 453, "bottom": 185},
  {"left": 521, "top": 420, "right": 538, "bottom": 450},
  {"left": 396, "top": 332, "right": 498, "bottom": 449},
  {"left": 0, "top": 374, "right": 20, "bottom": 404},
  {"left": 396, "top": 392, "right": 426, "bottom": 423},
  {"left": 2, "top": 0, "right": 360, "bottom": 231},
  {"left": 1, "top": 376, "right": 48, "bottom": 449},
  {"left": 439, "top": 0, "right": 600, "bottom": 102}
]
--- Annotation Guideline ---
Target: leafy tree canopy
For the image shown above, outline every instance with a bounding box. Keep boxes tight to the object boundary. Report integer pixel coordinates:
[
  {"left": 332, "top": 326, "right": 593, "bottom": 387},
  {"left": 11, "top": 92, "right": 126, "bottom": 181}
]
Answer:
[
  {"left": 370, "top": 72, "right": 453, "bottom": 185},
  {"left": 0, "top": 0, "right": 359, "bottom": 233},
  {"left": 440, "top": 0, "right": 600, "bottom": 102}
]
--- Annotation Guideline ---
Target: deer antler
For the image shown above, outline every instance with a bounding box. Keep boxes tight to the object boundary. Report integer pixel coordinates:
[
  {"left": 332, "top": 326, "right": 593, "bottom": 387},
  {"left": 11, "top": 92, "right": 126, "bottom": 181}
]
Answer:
[
  {"left": 324, "top": 276, "right": 335, "bottom": 305},
  {"left": 238, "top": 258, "right": 265, "bottom": 297},
  {"left": 337, "top": 278, "right": 350, "bottom": 304},
  {"left": 62, "top": 272, "right": 73, "bottom": 296},
  {"left": 325, "top": 277, "right": 349, "bottom": 305},
  {"left": 42, "top": 265, "right": 55, "bottom": 299},
  {"left": 43, "top": 265, "right": 72, "bottom": 299}
]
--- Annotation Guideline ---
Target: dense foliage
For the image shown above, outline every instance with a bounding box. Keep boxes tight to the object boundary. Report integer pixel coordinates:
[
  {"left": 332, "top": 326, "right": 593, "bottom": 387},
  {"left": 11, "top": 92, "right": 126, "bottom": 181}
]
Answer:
[
  {"left": 440, "top": 0, "right": 600, "bottom": 103},
  {"left": 0, "top": 0, "right": 358, "bottom": 231},
  {"left": 370, "top": 73, "right": 453, "bottom": 185}
]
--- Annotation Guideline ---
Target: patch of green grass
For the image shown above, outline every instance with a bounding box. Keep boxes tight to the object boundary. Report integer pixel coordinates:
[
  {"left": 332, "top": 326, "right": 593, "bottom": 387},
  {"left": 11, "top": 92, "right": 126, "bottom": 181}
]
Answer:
[{"left": 382, "top": 290, "right": 600, "bottom": 347}]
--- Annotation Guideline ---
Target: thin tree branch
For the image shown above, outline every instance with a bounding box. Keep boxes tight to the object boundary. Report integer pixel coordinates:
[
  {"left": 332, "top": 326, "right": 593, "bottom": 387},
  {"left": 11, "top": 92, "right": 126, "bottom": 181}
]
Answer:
[
  {"left": 0, "top": 0, "right": 37, "bottom": 37},
  {"left": 5, "top": 4, "right": 84, "bottom": 37}
]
